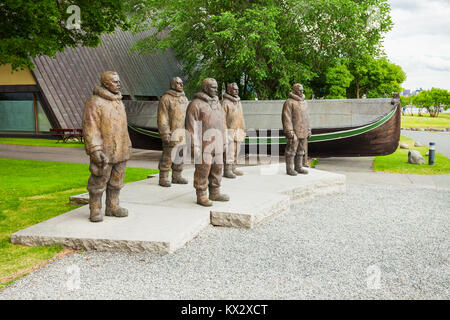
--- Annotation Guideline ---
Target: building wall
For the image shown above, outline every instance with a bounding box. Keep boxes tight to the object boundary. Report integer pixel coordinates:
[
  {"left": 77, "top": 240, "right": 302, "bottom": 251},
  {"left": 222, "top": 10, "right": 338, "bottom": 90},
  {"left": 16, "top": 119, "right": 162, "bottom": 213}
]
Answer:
[{"left": 0, "top": 64, "right": 36, "bottom": 85}]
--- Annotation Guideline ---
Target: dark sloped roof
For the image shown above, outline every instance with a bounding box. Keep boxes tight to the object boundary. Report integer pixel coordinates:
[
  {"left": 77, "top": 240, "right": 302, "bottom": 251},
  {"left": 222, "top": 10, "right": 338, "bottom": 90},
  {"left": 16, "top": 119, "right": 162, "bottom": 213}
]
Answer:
[{"left": 32, "top": 29, "right": 183, "bottom": 128}]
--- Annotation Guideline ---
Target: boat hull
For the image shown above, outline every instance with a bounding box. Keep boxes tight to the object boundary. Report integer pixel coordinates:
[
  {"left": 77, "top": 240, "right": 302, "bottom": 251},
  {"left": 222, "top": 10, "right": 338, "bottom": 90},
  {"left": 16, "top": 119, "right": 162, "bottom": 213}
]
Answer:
[
  {"left": 126, "top": 99, "right": 401, "bottom": 158},
  {"left": 245, "top": 103, "right": 401, "bottom": 157}
]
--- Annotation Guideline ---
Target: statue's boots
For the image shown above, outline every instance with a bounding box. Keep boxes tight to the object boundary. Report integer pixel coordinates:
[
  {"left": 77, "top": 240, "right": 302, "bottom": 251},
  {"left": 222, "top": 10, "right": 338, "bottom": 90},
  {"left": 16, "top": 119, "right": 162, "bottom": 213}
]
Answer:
[
  {"left": 295, "top": 154, "right": 309, "bottom": 174},
  {"left": 105, "top": 189, "right": 128, "bottom": 217},
  {"left": 172, "top": 170, "right": 188, "bottom": 184},
  {"left": 286, "top": 155, "right": 297, "bottom": 176},
  {"left": 232, "top": 164, "right": 244, "bottom": 176},
  {"left": 196, "top": 190, "right": 213, "bottom": 207},
  {"left": 159, "top": 171, "right": 171, "bottom": 187},
  {"left": 223, "top": 164, "right": 236, "bottom": 179},
  {"left": 303, "top": 156, "right": 310, "bottom": 167},
  {"left": 209, "top": 187, "right": 230, "bottom": 202},
  {"left": 89, "top": 192, "right": 103, "bottom": 222}
]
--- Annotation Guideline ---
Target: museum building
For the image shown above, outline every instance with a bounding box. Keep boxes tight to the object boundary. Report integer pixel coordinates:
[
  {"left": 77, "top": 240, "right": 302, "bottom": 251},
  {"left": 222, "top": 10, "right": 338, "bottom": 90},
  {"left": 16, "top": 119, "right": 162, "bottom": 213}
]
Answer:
[{"left": 0, "top": 29, "right": 183, "bottom": 136}]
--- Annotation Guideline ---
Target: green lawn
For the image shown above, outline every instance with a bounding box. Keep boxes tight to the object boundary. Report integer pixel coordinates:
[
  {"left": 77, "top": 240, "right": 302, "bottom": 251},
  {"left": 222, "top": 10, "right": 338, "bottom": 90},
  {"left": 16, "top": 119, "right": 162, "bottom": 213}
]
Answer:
[
  {"left": 373, "top": 136, "right": 450, "bottom": 174},
  {"left": 401, "top": 113, "right": 450, "bottom": 129},
  {"left": 0, "top": 138, "right": 85, "bottom": 148},
  {"left": 0, "top": 158, "right": 157, "bottom": 285}
]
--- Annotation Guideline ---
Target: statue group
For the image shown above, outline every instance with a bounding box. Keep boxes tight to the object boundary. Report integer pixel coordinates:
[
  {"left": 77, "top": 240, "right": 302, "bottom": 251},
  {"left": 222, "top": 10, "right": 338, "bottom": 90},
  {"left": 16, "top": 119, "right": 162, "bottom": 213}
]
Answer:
[{"left": 82, "top": 72, "right": 311, "bottom": 222}]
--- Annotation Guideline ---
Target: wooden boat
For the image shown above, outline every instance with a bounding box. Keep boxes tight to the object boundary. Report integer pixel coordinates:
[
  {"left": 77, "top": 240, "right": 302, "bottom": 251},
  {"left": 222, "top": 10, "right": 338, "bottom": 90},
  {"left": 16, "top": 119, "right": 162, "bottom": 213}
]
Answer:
[{"left": 125, "top": 97, "right": 401, "bottom": 157}]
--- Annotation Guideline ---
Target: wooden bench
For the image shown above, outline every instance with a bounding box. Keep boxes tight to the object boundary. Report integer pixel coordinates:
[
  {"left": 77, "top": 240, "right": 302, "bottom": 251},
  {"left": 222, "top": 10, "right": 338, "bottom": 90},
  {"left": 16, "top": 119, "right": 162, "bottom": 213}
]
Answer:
[{"left": 50, "top": 128, "right": 83, "bottom": 143}]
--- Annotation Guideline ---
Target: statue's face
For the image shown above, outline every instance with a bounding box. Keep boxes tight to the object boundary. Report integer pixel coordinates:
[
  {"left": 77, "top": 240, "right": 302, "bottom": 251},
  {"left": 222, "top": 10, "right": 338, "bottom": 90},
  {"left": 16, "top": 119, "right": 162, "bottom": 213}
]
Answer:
[
  {"left": 229, "top": 84, "right": 239, "bottom": 97},
  {"left": 293, "top": 84, "right": 303, "bottom": 97},
  {"left": 205, "top": 81, "right": 218, "bottom": 97},
  {"left": 104, "top": 74, "right": 121, "bottom": 94},
  {"left": 172, "top": 77, "right": 184, "bottom": 92}
]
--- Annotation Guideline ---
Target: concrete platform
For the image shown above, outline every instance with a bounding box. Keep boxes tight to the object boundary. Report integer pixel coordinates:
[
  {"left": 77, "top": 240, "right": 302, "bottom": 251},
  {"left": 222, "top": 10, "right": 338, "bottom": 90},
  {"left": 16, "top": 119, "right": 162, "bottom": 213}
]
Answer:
[
  {"left": 11, "top": 204, "right": 209, "bottom": 254},
  {"left": 11, "top": 164, "right": 345, "bottom": 253}
]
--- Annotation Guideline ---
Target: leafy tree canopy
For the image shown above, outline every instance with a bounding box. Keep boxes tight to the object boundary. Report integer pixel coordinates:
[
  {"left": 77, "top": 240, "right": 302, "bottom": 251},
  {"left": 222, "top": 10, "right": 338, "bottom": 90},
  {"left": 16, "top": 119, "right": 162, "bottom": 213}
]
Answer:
[
  {"left": 400, "top": 95, "right": 412, "bottom": 106},
  {"left": 324, "top": 62, "right": 354, "bottom": 99},
  {"left": 130, "top": 0, "right": 393, "bottom": 99},
  {"left": 411, "top": 88, "right": 450, "bottom": 117},
  {"left": 318, "top": 55, "right": 405, "bottom": 99},
  {"left": 346, "top": 55, "right": 406, "bottom": 99},
  {"left": 0, "top": 0, "right": 131, "bottom": 71}
]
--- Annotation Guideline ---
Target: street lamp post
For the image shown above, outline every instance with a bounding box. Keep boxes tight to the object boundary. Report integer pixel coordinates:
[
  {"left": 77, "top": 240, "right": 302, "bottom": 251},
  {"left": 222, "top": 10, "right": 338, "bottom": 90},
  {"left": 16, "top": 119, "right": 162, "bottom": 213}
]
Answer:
[{"left": 429, "top": 142, "right": 435, "bottom": 165}]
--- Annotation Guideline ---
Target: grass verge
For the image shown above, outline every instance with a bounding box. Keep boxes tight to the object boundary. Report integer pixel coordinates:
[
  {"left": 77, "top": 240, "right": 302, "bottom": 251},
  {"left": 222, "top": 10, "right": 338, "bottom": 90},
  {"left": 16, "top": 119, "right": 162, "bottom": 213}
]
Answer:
[
  {"left": 373, "top": 136, "right": 450, "bottom": 174},
  {"left": 0, "top": 158, "right": 157, "bottom": 285},
  {"left": 0, "top": 138, "right": 85, "bottom": 148},
  {"left": 310, "top": 158, "right": 319, "bottom": 168},
  {"left": 401, "top": 113, "right": 450, "bottom": 129}
]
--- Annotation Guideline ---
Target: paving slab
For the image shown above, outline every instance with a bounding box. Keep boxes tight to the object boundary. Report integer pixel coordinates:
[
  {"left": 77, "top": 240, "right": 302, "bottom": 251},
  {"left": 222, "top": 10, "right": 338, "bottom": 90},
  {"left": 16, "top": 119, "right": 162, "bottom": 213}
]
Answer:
[
  {"left": 224, "top": 164, "right": 346, "bottom": 202},
  {"left": 11, "top": 204, "right": 210, "bottom": 254},
  {"left": 12, "top": 164, "right": 345, "bottom": 253},
  {"left": 315, "top": 156, "right": 374, "bottom": 172},
  {"left": 70, "top": 164, "right": 346, "bottom": 228}
]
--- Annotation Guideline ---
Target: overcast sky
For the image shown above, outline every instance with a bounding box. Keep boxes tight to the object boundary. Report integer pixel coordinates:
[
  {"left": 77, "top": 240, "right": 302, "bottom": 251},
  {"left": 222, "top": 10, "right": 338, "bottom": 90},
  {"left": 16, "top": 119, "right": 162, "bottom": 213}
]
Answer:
[{"left": 384, "top": 0, "right": 450, "bottom": 91}]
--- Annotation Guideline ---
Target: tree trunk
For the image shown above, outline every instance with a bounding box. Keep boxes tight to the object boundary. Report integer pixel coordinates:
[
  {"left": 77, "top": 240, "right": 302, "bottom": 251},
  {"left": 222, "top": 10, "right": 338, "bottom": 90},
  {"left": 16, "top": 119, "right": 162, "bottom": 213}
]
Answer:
[
  {"left": 429, "top": 106, "right": 439, "bottom": 117},
  {"left": 242, "top": 73, "right": 248, "bottom": 100},
  {"left": 356, "top": 79, "right": 360, "bottom": 99}
]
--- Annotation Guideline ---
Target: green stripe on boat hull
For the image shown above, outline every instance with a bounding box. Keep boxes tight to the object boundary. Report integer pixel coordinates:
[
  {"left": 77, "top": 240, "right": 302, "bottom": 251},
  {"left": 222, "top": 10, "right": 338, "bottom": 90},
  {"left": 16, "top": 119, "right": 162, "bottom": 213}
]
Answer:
[{"left": 129, "top": 106, "right": 396, "bottom": 145}]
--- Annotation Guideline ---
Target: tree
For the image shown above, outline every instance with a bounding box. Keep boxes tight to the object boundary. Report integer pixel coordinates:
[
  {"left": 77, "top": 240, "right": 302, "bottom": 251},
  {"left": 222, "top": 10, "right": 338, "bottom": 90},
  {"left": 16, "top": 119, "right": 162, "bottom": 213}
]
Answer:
[
  {"left": 412, "top": 88, "right": 450, "bottom": 117},
  {"left": 400, "top": 95, "right": 413, "bottom": 115},
  {"left": 324, "top": 63, "right": 354, "bottom": 99},
  {"left": 346, "top": 55, "right": 406, "bottom": 99},
  {"left": 0, "top": 0, "right": 131, "bottom": 71},
  {"left": 130, "top": 0, "right": 393, "bottom": 99}
]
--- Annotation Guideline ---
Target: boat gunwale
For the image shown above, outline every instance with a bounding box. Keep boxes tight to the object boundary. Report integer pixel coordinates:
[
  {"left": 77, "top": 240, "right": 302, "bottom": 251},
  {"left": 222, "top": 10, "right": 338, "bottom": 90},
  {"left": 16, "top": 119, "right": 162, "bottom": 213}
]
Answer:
[{"left": 128, "top": 101, "right": 398, "bottom": 144}]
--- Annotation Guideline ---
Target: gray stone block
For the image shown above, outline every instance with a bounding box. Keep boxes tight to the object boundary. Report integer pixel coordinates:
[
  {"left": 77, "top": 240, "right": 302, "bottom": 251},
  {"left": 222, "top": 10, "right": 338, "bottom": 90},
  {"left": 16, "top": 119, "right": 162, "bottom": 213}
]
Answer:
[
  {"left": 408, "top": 150, "right": 425, "bottom": 164},
  {"left": 12, "top": 164, "right": 346, "bottom": 253},
  {"left": 11, "top": 204, "right": 210, "bottom": 254}
]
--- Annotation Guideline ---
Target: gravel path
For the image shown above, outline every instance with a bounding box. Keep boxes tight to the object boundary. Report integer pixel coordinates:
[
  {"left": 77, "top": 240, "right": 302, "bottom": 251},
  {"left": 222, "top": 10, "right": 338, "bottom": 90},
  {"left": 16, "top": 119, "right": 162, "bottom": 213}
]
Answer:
[{"left": 1, "top": 184, "right": 448, "bottom": 300}]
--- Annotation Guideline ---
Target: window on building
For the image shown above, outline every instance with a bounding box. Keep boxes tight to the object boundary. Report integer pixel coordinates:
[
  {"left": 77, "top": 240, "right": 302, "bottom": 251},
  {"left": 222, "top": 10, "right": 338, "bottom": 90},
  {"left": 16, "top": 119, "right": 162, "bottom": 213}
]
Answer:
[
  {"left": 0, "top": 92, "right": 51, "bottom": 133},
  {"left": 135, "top": 95, "right": 159, "bottom": 101}
]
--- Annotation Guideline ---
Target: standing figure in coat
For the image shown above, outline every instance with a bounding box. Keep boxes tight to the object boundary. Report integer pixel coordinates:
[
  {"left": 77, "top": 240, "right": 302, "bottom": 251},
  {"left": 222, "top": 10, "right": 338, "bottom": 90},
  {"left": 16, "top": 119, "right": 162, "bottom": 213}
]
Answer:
[
  {"left": 185, "top": 78, "right": 229, "bottom": 206},
  {"left": 82, "top": 71, "right": 132, "bottom": 222},
  {"left": 282, "top": 83, "right": 311, "bottom": 176},
  {"left": 157, "top": 77, "right": 189, "bottom": 187},
  {"left": 222, "top": 82, "right": 246, "bottom": 178}
]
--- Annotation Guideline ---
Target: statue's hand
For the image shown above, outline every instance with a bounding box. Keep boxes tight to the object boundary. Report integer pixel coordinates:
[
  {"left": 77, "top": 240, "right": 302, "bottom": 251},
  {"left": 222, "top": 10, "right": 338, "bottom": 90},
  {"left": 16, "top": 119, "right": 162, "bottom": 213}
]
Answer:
[
  {"left": 91, "top": 150, "right": 108, "bottom": 167},
  {"left": 307, "top": 129, "right": 312, "bottom": 139},
  {"left": 161, "top": 133, "right": 171, "bottom": 145},
  {"left": 161, "top": 133, "right": 170, "bottom": 143},
  {"left": 286, "top": 131, "right": 296, "bottom": 140},
  {"left": 170, "top": 135, "right": 184, "bottom": 147},
  {"left": 287, "top": 131, "right": 294, "bottom": 139}
]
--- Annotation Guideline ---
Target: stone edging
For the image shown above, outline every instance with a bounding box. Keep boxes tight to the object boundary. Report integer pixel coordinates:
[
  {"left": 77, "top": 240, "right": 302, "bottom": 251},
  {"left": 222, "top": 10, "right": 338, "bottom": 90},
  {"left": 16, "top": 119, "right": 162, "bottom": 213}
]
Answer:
[{"left": 401, "top": 127, "right": 450, "bottom": 132}]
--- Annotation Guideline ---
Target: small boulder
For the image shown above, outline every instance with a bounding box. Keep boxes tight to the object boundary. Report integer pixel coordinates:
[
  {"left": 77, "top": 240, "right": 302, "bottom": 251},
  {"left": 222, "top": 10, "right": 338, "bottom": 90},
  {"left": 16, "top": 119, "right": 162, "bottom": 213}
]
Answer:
[
  {"left": 414, "top": 141, "right": 423, "bottom": 147},
  {"left": 400, "top": 143, "right": 410, "bottom": 149},
  {"left": 408, "top": 150, "right": 425, "bottom": 164}
]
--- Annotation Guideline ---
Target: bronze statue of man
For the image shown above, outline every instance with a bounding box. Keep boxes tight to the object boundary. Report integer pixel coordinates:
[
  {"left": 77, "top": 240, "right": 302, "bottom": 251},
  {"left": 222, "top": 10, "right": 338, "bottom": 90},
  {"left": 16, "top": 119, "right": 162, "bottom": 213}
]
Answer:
[
  {"left": 157, "top": 77, "right": 189, "bottom": 187},
  {"left": 82, "top": 71, "right": 131, "bottom": 222},
  {"left": 222, "top": 83, "right": 246, "bottom": 178},
  {"left": 282, "top": 83, "right": 311, "bottom": 176},
  {"left": 185, "top": 78, "right": 229, "bottom": 206}
]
